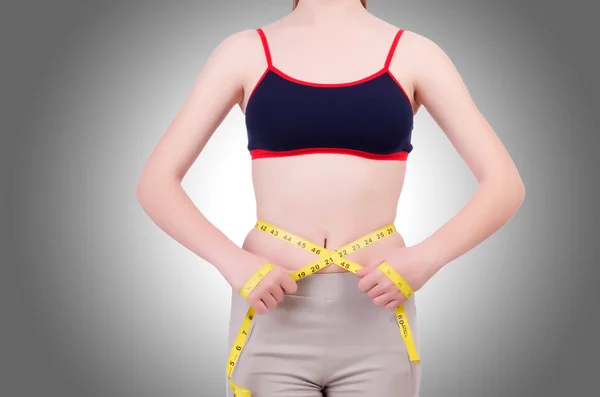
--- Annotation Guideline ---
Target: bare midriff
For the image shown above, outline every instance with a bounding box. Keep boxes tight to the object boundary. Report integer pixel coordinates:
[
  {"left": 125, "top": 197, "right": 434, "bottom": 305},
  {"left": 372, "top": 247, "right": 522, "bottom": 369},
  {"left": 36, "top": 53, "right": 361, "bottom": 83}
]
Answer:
[{"left": 241, "top": 153, "right": 408, "bottom": 274}]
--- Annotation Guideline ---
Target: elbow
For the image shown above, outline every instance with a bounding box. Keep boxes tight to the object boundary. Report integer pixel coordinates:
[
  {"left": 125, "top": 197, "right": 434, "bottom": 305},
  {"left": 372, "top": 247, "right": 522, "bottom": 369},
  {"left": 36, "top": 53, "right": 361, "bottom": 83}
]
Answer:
[
  {"left": 508, "top": 177, "right": 525, "bottom": 218},
  {"left": 135, "top": 168, "right": 172, "bottom": 212},
  {"left": 508, "top": 163, "right": 526, "bottom": 208},
  {"left": 135, "top": 178, "right": 150, "bottom": 209},
  {"left": 497, "top": 170, "right": 526, "bottom": 215},
  {"left": 514, "top": 175, "right": 526, "bottom": 206},
  {"left": 481, "top": 168, "right": 526, "bottom": 218},
  {"left": 135, "top": 157, "right": 185, "bottom": 213},
  {"left": 136, "top": 174, "right": 155, "bottom": 211}
]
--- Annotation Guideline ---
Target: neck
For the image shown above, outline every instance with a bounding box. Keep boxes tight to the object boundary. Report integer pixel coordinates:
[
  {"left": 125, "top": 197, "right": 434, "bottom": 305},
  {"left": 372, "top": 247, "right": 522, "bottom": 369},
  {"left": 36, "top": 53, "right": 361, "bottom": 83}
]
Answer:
[{"left": 294, "top": 0, "right": 367, "bottom": 22}]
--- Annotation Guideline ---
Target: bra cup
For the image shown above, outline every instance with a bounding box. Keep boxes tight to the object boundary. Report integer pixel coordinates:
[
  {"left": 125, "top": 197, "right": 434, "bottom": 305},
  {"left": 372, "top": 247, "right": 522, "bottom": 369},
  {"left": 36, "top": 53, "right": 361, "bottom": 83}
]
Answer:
[
  {"left": 245, "top": 71, "right": 414, "bottom": 157},
  {"left": 246, "top": 27, "right": 414, "bottom": 160}
]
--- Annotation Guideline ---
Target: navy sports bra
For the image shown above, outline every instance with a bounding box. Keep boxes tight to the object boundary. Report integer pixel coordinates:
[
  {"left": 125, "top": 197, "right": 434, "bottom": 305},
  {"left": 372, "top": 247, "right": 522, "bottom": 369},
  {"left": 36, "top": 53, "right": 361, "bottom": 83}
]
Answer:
[{"left": 245, "top": 28, "right": 414, "bottom": 161}]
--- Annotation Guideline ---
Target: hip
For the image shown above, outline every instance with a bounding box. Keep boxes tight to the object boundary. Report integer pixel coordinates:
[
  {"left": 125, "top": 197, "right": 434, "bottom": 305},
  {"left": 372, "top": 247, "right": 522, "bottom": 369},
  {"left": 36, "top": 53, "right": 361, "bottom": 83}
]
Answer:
[
  {"left": 226, "top": 272, "right": 421, "bottom": 396},
  {"left": 228, "top": 271, "right": 420, "bottom": 358}
]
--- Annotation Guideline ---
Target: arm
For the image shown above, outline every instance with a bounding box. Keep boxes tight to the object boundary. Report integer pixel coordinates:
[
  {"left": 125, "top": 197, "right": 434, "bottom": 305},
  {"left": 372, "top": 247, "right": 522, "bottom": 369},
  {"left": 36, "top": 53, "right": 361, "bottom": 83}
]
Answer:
[
  {"left": 358, "top": 32, "right": 525, "bottom": 309},
  {"left": 410, "top": 32, "right": 525, "bottom": 276},
  {"left": 135, "top": 30, "right": 269, "bottom": 290}
]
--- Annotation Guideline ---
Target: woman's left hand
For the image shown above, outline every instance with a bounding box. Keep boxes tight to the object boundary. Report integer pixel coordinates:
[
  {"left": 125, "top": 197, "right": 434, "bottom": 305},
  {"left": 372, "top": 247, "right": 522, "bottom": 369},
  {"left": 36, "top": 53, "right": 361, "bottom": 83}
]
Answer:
[{"left": 356, "top": 244, "right": 439, "bottom": 310}]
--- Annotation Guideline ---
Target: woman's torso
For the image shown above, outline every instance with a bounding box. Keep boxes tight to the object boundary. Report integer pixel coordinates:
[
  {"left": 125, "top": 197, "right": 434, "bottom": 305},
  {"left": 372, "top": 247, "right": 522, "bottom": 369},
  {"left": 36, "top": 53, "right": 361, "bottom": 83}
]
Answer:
[{"left": 238, "top": 18, "right": 420, "bottom": 274}]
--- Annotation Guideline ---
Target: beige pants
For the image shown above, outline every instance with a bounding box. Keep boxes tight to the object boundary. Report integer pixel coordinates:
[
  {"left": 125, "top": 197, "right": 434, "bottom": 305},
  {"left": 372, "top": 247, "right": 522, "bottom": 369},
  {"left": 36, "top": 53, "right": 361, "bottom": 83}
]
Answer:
[{"left": 226, "top": 272, "right": 422, "bottom": 397}]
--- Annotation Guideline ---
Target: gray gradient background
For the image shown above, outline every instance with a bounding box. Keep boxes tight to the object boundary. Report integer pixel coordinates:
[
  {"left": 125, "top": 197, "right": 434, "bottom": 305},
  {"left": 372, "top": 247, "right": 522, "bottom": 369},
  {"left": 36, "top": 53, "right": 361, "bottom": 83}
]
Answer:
[{"left": 2, "top": 1, "right": 599, "bottom": 396}]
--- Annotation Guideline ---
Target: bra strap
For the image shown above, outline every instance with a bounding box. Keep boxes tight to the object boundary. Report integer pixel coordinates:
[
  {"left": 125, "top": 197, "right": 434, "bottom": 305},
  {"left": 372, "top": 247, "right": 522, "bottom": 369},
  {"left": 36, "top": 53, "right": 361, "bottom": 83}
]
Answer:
[
  {"left": 384, "top": 29, "right": 405, "bottom": 70},
  {"left": 256, "top": 28, "right": 273, "bottom": 67}
]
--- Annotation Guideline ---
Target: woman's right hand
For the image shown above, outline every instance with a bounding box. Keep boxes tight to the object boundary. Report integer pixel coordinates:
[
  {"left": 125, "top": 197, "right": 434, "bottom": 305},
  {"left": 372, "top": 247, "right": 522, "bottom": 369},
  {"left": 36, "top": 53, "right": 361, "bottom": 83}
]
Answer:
[{"left": 229, "top": 259, "right": 298, "bottom": 315}]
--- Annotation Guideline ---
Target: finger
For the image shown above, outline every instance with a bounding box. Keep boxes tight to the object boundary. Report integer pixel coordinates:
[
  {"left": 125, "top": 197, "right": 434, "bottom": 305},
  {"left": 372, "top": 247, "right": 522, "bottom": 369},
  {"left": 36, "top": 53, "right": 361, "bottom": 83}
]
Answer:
[
  {"left": 358, "top": 269, "right": 381, "bottom": 293},
  {"left": 280, "top": 274, "right": 298, "bottom": 294},
  {"left": 384, "top": 299, "right": 402, "bottom": 310},
  {"left": 262, "top": 293, "right": 278, "bottom": 310},
  {"left": 367, "top": 284, "right": 386, "bottom": 299},
  {"left": 271, "top": 286, "right": 285, "bottom": 303},
  {"left": 252, "top": 299, "right": 268, "bottom": 315},
  {"left": 356, "top": 266, "right": 371, "bottom": 277},
  {"left": 373, "top": 292, "right": 395, "bottom": 307},
  {"left": 366, "top": 270, "right": 395, "bottom": 294},
  {"left": 382, "top": 278, "right": 398, "bottom": 293}
]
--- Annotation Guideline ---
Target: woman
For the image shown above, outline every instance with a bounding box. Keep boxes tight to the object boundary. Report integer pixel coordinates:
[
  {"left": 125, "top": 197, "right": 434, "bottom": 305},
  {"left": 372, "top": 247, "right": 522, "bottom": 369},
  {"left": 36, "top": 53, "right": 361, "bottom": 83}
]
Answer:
[{"left": 136, "top": 0, "right": 525, "bottom": 396}]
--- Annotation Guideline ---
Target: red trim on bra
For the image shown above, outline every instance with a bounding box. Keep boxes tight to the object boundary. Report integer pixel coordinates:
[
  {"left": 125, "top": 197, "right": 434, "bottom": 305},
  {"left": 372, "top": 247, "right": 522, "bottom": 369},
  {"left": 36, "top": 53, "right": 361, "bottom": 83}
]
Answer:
[
  {"left": 386, "top": 71, "right": 413, "bottom": 110},
  {"left": 256, "top": 28, "right": 272, "bottom": 66},
  {"left": 249, "top": 147, "right": 409, "bottom": 161},
  {"left": 385, "top": 29, "right": 404, "bottom": 70}
]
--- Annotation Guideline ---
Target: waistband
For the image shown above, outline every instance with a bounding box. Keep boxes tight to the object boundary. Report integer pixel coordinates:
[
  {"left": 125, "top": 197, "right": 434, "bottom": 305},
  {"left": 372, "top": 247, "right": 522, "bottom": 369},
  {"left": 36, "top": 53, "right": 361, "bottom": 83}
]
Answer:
[{"left": 292, "top": 271, "right": 362, "bottom": 299}]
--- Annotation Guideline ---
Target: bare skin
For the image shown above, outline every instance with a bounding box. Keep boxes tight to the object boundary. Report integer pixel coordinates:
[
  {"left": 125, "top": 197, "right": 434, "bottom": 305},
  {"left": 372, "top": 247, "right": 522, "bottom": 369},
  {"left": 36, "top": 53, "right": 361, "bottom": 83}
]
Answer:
[{"left": 136, "top": 0, "right": 525, "bottom": 316}]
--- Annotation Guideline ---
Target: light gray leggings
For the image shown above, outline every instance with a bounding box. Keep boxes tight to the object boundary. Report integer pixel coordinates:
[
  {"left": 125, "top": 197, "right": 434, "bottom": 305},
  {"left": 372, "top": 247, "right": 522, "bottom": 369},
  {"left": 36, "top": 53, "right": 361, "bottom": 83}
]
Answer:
[{"left": 226, "top": 272, "right": 422, "bottom": 397}]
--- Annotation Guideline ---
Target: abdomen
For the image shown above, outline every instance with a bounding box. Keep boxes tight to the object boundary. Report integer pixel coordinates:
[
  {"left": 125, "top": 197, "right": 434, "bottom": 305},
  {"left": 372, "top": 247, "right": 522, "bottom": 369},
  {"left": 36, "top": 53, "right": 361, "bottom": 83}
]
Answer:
[{"left": 242, "top": 153, "right": 408, "bottom": 274}]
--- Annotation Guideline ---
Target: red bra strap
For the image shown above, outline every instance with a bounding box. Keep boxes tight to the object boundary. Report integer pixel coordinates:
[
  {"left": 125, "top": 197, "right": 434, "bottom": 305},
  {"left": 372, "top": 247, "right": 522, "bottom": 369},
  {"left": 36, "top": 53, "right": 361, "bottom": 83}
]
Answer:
[
  {"left": 384, "top": 29, "right": 405, "bottom": 70},
  {"left": 256, "top": 28, "right": 273, "bottom": 67}
]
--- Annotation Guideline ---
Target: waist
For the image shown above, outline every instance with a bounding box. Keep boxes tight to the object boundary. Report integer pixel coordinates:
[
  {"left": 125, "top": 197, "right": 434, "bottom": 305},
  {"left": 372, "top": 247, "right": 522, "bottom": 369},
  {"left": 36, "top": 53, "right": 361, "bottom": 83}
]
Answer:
[{"left": 241, "top": 217, "right": 407, "bottom": 274}]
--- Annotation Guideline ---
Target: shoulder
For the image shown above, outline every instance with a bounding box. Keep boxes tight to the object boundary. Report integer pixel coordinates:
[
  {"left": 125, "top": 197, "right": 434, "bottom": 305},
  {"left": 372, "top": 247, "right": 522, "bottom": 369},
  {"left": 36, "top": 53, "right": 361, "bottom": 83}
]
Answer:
[
  {"left": 392, "top": 30, "right": 478, "bottom": 115},
  {"left": 394, "top": 30, "right": 465, "bottom": 92},
  {"left": 396, "top": 30, "right": 459, "bottom": 78},
  {"left": 397, "top": 30, "right": 452, "bottom": 66},
  {"left": 207, "top": 28, "right": 263, "bottom": 65},
  {"left": 364, "top": 19, "right": 450, "bottom": 70},
  {"left": 199, "top": 28, "right": 267, "bottom": 87}
]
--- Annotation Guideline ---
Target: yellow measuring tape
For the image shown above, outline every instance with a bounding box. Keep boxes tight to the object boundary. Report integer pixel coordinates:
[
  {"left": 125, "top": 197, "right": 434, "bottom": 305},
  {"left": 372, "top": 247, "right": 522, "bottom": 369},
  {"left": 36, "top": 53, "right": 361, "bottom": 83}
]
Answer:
[{"left": 226, "top": 220, "right": 420, "bottom": 396}]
